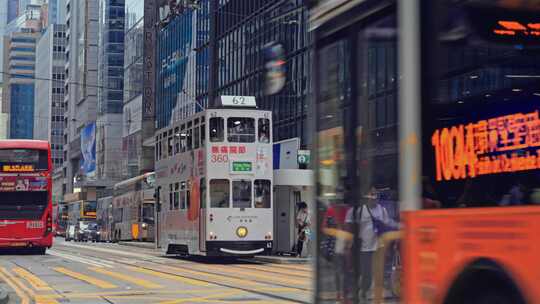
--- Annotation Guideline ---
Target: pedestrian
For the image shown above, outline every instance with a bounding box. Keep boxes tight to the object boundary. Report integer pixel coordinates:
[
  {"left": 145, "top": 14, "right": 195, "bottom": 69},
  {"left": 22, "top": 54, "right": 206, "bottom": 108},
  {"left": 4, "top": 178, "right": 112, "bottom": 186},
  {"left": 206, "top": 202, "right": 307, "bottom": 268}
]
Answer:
[
  {"left": 296, "top": 202, "right": 311, "bottom": 257},
  {"left": 345, "top": 188, "right": 396, "bottom": 301}
]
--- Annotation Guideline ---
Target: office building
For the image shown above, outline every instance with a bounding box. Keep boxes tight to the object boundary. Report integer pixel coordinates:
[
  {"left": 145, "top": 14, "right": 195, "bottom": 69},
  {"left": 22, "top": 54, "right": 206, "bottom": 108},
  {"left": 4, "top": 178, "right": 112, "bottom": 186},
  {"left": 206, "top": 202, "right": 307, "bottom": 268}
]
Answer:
[
  {"left": 123, "top": 0, "right": 154, "bottom": 178},
  {"left": 63, "top": 0, "right": 99, "bottom": 195},
  {"left": 35, "top": 24, "right": 66, "bottom": 168},
  {"left": 96, "top": 0, "right": 126, "bottom": 184}
]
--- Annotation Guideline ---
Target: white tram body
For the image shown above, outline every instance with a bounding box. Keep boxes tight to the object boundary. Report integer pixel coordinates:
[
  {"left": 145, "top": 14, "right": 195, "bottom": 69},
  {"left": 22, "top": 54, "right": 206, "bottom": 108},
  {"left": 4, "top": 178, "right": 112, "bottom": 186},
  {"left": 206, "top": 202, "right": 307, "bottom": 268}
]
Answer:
[{"left": 155, "top": 103, "right": 273, "bottom": 256}]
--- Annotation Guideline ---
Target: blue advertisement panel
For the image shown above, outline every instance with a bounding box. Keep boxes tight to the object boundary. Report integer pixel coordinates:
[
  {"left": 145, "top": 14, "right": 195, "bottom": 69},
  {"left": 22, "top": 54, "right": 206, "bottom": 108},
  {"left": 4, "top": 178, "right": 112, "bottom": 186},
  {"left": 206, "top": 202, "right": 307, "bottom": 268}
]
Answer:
[{"left": 81, "top": 123, "right": 96, "bottom": 179}]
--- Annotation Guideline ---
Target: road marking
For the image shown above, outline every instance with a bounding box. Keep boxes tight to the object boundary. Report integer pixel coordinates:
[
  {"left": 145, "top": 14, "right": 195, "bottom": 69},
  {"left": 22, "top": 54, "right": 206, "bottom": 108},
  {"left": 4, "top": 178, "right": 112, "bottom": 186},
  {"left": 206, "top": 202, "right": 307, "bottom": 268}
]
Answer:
[
  {"left": 237, "top": 264, "right": 312, "bottom": 278},
  {"left": 159, "top": 290, "right": 243, "bottom": 304},
  {"left": 12, "top": 267, "right": 53, "bottom": 291},
  {"left": 48, "top": 250, "right": 114, "bottom": 268},
  {"left": 192, "top": 264, "right": 310, "bottom": 287},
  {"left": 165, "top": 265, "right": 263, "bottom": 287},
  {"left": 53, "top": 267, "right": 117, "bottom": 289},
  {"left": 60, "top": 242, "right": 158, "bottom": 259},
  {"left": 0, "top": 267, "right": 31, "bottom": 304},
  {"left": 89, "top": 267, "right": 164, "bottom": 289},
  {"left": 125, "top": 266, "right": 214, "bottom": 287}
]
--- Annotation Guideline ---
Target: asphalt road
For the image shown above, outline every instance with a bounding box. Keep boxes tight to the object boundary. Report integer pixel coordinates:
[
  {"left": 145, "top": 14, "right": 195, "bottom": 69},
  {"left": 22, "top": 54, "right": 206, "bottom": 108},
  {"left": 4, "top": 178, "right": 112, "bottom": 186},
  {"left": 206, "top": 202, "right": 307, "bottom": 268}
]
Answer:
[{"left": 0, "top": 238, "right": 313, "bottom": 304}]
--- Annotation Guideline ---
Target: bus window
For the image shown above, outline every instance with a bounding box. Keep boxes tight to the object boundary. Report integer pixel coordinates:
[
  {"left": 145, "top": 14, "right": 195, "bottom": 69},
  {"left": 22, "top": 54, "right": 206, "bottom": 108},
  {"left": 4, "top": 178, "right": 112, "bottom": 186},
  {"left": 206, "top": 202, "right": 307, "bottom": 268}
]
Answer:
[
  {"left": 228, "top": 118, "right": 255, "bottom": 143},
  {"left": 180, "top": 181, "right": 186, "bottom": 209},
  {"left": 0, "top": 191, "right": 47, "bottom": 220},
  {"left": 174, "top": 127, "right": 180, "bottom": 154},
  {"left": 174, "top": 183, "right": 180, "bottom": 210},
  {"left": 200, "top": 178, "right": 206, "bottom": 208},
  {"left": 210, "top": 179, "right": 229, "bottom": 208},
  {"left": 233, "top": 180, "right": 252, "bottom": 208},
  {"left": 258, "top": 118, "right": 270, "bottom": 143},
  {"left": 200, "top": 123, "right": 206, "bottom": 147},
  {"left": 210, "top": 117, "right": 224, "bottom": 142},
  {"left": 254, "top": 180, "right": 271, "bottom": 208}
]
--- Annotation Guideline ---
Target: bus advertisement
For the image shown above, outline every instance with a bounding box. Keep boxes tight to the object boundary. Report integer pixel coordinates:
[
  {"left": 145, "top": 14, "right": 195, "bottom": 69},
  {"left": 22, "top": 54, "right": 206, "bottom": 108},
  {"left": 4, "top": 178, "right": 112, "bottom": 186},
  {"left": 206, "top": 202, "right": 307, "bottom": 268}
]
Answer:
[{"left": 0, "top": 140, "right": 53, "bottom": 254}]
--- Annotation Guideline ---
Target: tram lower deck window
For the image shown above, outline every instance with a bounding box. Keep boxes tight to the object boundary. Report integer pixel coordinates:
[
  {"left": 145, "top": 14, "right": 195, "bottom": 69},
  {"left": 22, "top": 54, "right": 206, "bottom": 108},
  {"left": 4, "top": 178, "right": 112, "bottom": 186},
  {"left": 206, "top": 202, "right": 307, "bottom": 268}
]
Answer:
[
  {"left": 228, "top": 118, "right": 255, "bottom": 143},
  {"left": 233, "top": 180, "right": 252, "bottom": 208},
  {"left": 210, "top": 179, "right": 229, "bottom": 208}
]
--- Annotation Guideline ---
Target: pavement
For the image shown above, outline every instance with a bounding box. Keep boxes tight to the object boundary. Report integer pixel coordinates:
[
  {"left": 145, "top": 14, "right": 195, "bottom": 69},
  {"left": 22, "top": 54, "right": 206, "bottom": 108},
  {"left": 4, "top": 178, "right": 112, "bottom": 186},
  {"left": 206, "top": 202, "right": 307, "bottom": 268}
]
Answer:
[
  {"left": 0, "top": 284, "right": 8, "bottom": 304},
  {"left": 0, "top": 238, "right": 313, "bottom": 304}
]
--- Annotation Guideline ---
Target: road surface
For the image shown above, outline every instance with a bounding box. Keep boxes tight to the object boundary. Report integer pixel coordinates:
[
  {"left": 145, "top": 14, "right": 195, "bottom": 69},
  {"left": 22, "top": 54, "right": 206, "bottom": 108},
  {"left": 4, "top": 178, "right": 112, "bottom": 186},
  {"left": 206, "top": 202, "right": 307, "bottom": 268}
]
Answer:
[{"left": 0, "top": 239, "right": 312, "bottom": 304}]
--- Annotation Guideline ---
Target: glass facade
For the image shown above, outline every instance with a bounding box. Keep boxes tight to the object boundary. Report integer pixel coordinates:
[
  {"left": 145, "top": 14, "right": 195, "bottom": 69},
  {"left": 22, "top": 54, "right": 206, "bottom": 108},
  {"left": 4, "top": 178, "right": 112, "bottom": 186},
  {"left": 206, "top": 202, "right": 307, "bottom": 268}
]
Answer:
[
  {"left": 314, "top": 3, "right": 399, "bottom": 302},
  {"left": 10, "top": 84, "right": 35, "bottom": 139},
  {"left": 216, "top": 0, "right": 311, "bottom": 145},
  {"left": 156, "top": 0, "right": 210, "bottom": 129},
  {"left": 98, "top": 0, "right": 125, "bottom": 115}
]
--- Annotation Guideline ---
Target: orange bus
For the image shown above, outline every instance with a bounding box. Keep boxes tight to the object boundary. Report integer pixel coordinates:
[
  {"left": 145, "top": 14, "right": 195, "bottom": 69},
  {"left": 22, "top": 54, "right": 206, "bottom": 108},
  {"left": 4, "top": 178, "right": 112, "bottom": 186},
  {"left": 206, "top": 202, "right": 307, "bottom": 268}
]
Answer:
[
  {"left": 0, "top": 140, "right": 53, "bottom": 254},
  {"left": 310, "top": 1, "right": 540, "bottom": 303}
]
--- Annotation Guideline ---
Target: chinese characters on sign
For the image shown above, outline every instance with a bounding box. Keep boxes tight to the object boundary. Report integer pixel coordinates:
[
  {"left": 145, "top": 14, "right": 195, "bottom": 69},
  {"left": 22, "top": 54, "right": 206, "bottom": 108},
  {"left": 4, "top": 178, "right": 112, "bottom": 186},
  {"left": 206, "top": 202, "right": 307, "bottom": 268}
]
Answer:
[
  {"left": 210, "top": 145, "right": 247, "bottom": 163},
  {"left": 432, "top": 110, "right": 540, "bottom": 181},
  {"left": 493, "top": 21, "right": 540, "bottom": 37},
  {"left": 2, "top": 165, "right": 34, "bottom": 172}
]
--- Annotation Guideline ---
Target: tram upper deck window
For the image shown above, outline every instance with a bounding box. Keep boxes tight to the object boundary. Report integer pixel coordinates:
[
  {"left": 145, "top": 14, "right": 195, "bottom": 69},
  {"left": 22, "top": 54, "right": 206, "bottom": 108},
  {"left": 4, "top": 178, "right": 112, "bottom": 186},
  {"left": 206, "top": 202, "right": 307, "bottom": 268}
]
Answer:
[
  {"left": 228, "top": 118, "right": 255, "bottom": 143},
  {"left": 174, "top": 127, "right": 180, "bottom": 154},
  {"left": 180, "top": 124, "right": 186, "bottom": 152},
  {"left": 210, "top": 117, "right": 224, "bottom": 142},
  {"left": 254, "top": 180, "right": 271, "bottom": 208},
  {"left": 233, "top": 180, "right": 252, "bottom": 208},
  {"left": 258, "top": 119, "right": 270, "bottom": 143},
  {"left": 421, "top": 2, "right": 540, "bottom": 208},
  {"left": 194, "top": 119, "right": 200, "bottom": 149},
  {"left": 201, "top": 122, "right": 206, "bottom": 147},
  {"left": 210, "top": 179, "right": 229, "bottom": 208}
]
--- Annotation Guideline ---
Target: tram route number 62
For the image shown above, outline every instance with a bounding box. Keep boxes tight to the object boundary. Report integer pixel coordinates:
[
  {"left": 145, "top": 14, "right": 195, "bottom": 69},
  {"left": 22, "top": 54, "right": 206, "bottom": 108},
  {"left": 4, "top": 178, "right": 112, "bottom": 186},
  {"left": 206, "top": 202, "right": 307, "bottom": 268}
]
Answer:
[{"left": 221, "top": 96, "right": 257, "bottom": 107}]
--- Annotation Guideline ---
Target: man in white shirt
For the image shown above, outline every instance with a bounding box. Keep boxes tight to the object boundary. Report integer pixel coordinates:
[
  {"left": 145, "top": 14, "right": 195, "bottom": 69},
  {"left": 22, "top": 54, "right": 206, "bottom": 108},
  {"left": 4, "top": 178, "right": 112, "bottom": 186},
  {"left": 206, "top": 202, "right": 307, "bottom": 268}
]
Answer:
[{"left": 345, "top": 190, "right": 393, "bottom": 300}]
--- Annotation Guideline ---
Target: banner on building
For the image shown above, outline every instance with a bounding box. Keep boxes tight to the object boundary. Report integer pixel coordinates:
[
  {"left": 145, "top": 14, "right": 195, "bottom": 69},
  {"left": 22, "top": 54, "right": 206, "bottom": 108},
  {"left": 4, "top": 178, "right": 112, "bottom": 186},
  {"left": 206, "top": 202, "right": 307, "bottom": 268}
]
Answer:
[{"left": 81, "top": 122, "right": 96, "bottom": 179}]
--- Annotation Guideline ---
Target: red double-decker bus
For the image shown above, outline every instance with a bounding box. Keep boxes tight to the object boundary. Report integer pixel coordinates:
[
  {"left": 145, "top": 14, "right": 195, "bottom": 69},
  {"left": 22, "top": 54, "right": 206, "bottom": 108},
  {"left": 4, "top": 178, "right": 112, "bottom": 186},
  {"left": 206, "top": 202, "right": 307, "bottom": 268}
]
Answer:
[{"left": 0, "top": 140, "right": 53, "bottom": 254}]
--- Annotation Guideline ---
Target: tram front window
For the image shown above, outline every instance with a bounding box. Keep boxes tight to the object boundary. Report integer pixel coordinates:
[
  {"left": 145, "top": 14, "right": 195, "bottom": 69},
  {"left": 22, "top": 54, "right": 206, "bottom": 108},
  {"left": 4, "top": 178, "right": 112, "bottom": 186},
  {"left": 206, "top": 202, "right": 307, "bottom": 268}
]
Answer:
[
  {"left": 228, "top": 118, "right": 255, "bottom": 143},
  {"left": 233, "top": 180, "right": 252, "bottom": 208},
  {"left": 210, "top": 179, "right": 229, "bottom": 208}
]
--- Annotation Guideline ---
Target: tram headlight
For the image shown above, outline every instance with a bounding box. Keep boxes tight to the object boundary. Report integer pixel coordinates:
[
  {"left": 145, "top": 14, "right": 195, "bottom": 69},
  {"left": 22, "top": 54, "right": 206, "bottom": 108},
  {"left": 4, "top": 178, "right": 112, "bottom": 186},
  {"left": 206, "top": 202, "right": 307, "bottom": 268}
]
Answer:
[
  {"left": 236, "top": 226, "right": 248, "bottom": 238},
  {"left": 141, "top": 223, "right": 148, "bottom": 229}
]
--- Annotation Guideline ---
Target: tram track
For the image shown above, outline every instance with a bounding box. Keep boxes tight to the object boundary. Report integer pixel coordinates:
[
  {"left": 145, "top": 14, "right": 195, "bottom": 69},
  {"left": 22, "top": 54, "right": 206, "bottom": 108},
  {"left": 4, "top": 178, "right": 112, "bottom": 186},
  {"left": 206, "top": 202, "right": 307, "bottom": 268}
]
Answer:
[{"left": 51, "top": 242, "right": 312, "bottom": 303}]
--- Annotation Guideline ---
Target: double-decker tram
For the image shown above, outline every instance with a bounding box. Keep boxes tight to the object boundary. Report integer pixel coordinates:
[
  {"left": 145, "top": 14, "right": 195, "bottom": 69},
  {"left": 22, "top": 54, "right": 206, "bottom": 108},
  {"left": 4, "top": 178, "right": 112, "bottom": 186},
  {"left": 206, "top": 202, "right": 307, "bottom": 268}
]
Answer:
[
  {"left": 311, "top": 0, "right": 540, "bottom": 303},
  {"left": 110, "top": 172, "right": 156, "bottom": 242},
  {"left": 0, "top": 140, "right": 53, "bottom": 254},
  {"left": 155, "top": 96, "right": 273, "bottom": 256}
]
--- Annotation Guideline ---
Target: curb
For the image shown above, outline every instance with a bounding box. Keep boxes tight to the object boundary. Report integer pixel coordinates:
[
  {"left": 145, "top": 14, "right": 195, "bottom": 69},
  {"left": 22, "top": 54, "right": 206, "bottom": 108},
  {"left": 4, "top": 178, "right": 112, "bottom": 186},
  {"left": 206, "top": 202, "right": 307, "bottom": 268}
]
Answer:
[
  {"left": 0, "top": 285, "right": 9, "bottom": 304},
  {"left": 253, "top": 256, "right": 313, "bottom": 264}
]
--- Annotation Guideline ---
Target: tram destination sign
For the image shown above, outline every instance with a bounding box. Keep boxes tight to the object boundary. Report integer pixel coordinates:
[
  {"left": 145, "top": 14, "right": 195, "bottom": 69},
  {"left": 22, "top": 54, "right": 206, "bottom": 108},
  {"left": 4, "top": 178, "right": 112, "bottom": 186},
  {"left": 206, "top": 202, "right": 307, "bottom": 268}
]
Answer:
[{"left": 231, "top": 161, "right": 253, "bottom": 173}]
